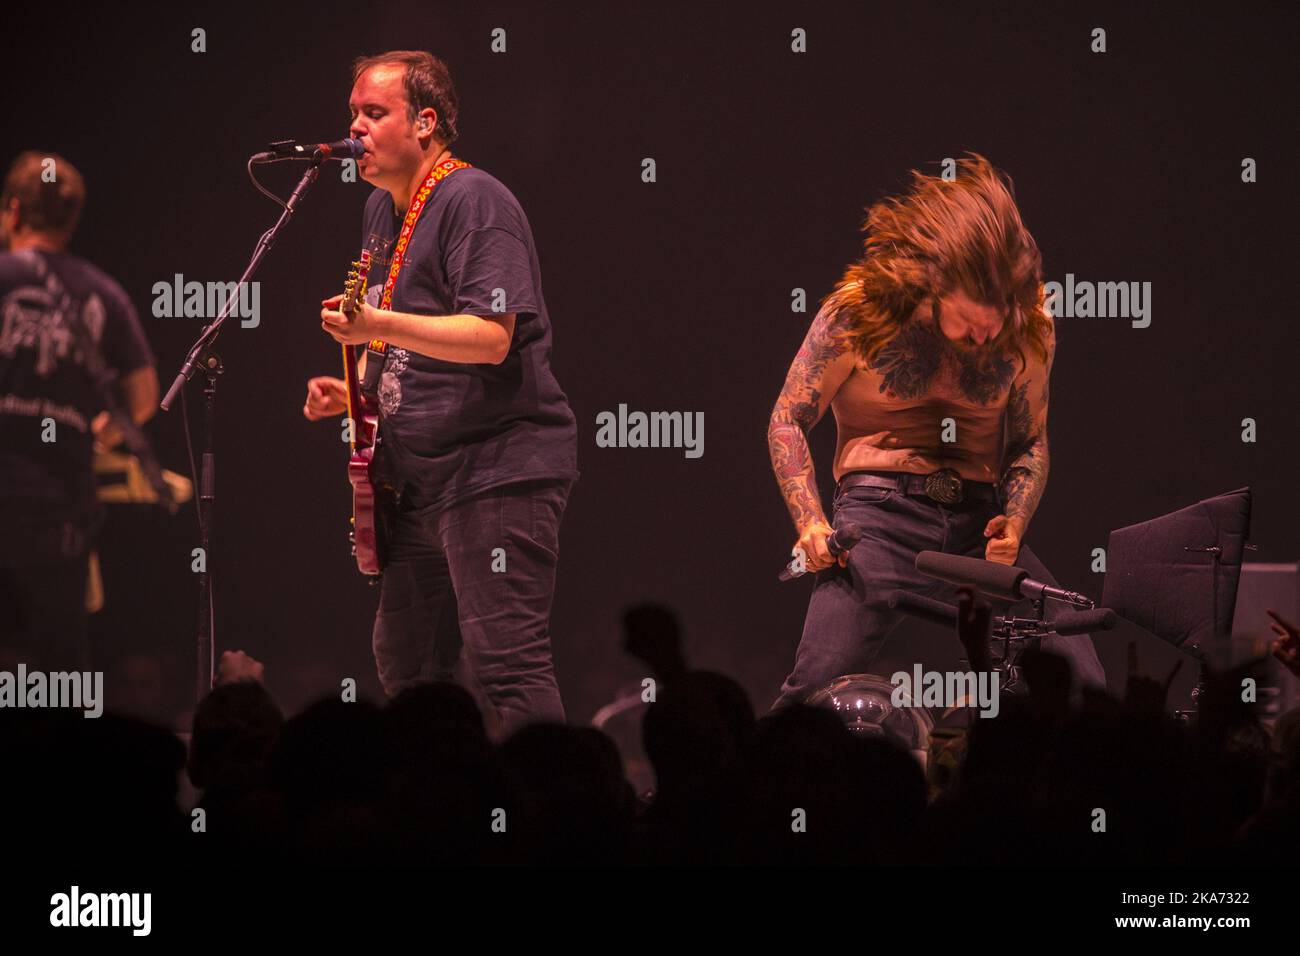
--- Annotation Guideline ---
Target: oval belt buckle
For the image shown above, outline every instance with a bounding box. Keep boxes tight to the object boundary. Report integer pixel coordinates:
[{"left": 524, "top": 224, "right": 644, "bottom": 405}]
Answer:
[{"left": 924, "top": 468, "right": 963, "bottom": 505}]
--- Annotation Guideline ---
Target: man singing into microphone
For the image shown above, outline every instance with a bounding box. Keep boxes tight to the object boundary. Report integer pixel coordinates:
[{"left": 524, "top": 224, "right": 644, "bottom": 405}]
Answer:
[
  {"left": 302, "top": 51, "right": 578, "bottom": 733},
  {"left": 767, "top": 154, "right": 1103, "bottom": 708}
]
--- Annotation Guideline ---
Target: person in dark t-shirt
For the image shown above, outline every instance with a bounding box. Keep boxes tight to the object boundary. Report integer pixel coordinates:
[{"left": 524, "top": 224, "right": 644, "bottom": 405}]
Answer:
[
  {"left": 0, "top": 152, "right": 158, "bottom": 667},
  {"left": 303, "top": 51, "right": 578, "bottom": 733}
]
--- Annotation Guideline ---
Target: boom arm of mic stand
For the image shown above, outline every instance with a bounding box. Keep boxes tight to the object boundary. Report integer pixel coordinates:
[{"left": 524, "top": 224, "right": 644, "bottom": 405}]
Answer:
[
  {"left": 156, "top": 157, "right": 324, "bottom": 705},
  {"left": 161, "top": 160, "right": 322, "bottom": 411}
]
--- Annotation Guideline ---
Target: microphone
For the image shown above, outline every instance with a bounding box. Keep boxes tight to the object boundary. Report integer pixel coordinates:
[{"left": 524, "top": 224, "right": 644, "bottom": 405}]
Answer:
[
  {"left": 778, "top": 522, "right": 864, "bottom": 581},
  {"left": 888, "top": 590, "right": 1116, "bottom": 635},
  {"left": 1051, "top": 607, "right": 1116, "bottom": 635},
  {"left": 251, "top": 138, "right": 366, "bottom": 164},
  {"left": 915, "top": 551, "right": 1094, "bottom": 608}
]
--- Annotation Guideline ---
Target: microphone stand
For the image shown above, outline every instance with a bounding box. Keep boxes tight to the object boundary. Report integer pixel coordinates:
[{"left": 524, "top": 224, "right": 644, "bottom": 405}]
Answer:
[
  {"left": 989, "top": 601, "right": 1046, "bottom": 692},
  {"left": 895, "top": 588, "right": 1111, "bottom": 694},
  {"left": 160, "top": 158, "right": 326, "bottom": 705}
]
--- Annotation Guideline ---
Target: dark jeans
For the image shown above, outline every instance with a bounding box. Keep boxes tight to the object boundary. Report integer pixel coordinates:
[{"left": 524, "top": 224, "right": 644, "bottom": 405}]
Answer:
[
  {"left": 372, "top": 479, "right": 571, "bottom": 734},
  {"left": 0, "top": 520, "right": 91, "bottom": 670},
  {"left": 774, "top": 479, "right": 1106, "bottom": 710}
]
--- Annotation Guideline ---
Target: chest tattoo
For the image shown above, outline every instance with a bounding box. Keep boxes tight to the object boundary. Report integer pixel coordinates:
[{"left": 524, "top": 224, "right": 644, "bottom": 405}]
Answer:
[{"left": 867, "top": 321, "right": 1016, "bottom": 405}]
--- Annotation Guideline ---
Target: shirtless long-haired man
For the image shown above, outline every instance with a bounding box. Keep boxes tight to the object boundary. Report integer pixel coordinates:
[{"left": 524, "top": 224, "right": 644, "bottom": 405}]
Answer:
[{"left": 768, "top": 154, "right": 1104, "bottom": 708}]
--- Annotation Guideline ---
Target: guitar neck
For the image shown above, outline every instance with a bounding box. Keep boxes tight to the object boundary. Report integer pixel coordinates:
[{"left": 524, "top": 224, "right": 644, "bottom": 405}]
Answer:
[
  {"left": 339, "top": 248, "right": 377, "bottom": 450},
  {"left": 341, "top": 343, "right": 373, "bottom": 451}
]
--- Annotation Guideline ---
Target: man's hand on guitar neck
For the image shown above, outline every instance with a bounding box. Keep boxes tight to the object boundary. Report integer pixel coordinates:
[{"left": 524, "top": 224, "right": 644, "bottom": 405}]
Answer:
[
  {"left": 321, "top": 292, "right": 380, "bottom": 346},
  {"left": 303, "top": 376, "right": 348, "bottom": 420}
]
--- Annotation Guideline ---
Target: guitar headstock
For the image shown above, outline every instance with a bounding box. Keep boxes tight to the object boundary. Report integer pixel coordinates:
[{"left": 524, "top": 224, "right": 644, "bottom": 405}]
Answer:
[
  {"left": 340, "top": 250, "right": 372, "bottom": 319},
  {"left": 340, "top": 233, "right": 392, "bottom": 319}
]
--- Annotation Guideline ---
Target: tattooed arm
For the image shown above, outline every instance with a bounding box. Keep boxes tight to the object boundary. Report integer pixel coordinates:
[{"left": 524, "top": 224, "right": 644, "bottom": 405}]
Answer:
[
  {"left": 767, "top": 304, "right": 857, "bottom": 567},
  {"left": 986, "top": 323, "right": 1055, "bottom": 562}
]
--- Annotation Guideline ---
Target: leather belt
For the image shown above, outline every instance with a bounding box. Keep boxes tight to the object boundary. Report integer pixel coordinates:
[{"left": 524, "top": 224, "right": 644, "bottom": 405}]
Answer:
[{"left": 838, "top": 468, "right": 998, "bottom": 506}]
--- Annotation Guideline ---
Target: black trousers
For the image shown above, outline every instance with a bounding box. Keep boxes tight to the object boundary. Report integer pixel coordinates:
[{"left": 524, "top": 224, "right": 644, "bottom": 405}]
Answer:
[
  {"left": 775, "top": 478, "right": 1106, "bottom": 710},
  {"left": 0, "top": 520, "right": 90, "bottom": 670},
  {"left": 371, "top": 479, "right": 572, "bottom": 735}
]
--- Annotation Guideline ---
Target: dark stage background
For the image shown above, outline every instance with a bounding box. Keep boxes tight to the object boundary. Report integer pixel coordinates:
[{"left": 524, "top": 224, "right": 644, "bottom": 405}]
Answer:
[{"left": 6, "top": 1, "right": 1296, "bottom": 725}]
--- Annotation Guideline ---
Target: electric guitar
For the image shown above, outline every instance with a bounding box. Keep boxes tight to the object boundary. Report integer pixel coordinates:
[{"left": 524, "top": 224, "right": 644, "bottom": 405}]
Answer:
[{"left": 339, "top": 243, "right": 386, "bottom": 578}]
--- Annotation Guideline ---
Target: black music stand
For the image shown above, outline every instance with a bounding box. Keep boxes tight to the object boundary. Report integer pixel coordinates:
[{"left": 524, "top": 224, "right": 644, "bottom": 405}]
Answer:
[{"left": 1101, "top": 487, "right": 1253, "bottom": 712}]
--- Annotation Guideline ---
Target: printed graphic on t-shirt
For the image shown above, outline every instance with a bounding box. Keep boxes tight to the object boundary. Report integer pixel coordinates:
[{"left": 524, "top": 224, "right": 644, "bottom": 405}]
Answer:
[
  {"left": 0, "top": 252, "right": 107, "bottom": 434},
  {"left": 0, "top": 256, "right": 107, "bottom": 379},
  {"left": 360, "top": 282, "right": 409, "bottom": 417},
  {"left": 379, "top": 347, "right": 409, "bottom": 417}
]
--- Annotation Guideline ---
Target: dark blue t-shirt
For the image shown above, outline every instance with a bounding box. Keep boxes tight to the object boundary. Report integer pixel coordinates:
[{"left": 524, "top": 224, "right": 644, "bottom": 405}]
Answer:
[
  {"left": 0, "top": 248, "right": 153, "bottom": 529},
  {"left": 359, "top": 165, "right": 578, "bottom": 512}
]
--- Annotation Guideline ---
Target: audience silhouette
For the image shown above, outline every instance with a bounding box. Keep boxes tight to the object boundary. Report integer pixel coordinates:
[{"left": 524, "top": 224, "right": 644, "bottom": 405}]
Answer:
[{"left": 1, "top": 609, "right": 1297, "bottom": 866}]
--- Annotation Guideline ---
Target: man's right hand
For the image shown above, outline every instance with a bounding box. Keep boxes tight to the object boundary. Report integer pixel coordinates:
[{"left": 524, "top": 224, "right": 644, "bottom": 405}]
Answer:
[
  {"left": 303, "top": 376, "right": 348, "bottom": 420},
  {"left": 794, "top": 520, "right": 848, "bottom": 573}
]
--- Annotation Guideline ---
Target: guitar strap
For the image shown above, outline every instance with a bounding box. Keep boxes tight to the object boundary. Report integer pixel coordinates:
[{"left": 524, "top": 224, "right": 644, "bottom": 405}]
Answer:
[{"left": 360, "top": 157, "right": 473, "bottom": 400}]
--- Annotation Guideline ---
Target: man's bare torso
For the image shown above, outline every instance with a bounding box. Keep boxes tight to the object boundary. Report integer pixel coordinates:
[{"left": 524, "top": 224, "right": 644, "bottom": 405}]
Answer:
[{"left": 832, "top": 318, "right": 1020, "bottom": 483}]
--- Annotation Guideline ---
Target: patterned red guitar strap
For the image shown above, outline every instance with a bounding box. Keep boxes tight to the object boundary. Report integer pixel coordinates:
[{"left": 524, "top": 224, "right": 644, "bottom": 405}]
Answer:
[{"left": 360, "top": 157, "right": 472, "bottom": 400}]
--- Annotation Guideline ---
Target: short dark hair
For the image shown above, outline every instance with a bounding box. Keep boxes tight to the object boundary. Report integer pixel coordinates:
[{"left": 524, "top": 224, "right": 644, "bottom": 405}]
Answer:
[
  {"left": 2, "top": 151, "right": 86, "bottom": 235},
  {"left": 352, "top": 50, "right": 460, "bottom": 145}
]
